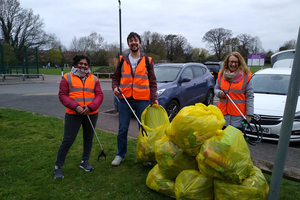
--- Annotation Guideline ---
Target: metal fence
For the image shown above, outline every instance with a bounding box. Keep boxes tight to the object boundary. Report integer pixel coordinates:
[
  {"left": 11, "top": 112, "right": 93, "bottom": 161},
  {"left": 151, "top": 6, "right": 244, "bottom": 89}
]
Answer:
[{"left": 0, "top": 44, "right": 39, "bottom": 76}]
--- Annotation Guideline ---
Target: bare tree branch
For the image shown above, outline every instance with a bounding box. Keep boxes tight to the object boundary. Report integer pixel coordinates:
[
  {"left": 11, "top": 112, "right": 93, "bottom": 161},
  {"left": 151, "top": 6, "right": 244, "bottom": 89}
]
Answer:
[
  {"left": 0, "top": 0, "right": 54, "bottom": 62},
  {"left": 202, "top": 28, "right": 232, "bottom": 60}
]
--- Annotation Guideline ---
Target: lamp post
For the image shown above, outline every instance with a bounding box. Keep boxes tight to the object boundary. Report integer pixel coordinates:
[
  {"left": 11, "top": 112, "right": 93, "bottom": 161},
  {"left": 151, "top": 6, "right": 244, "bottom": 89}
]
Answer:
[{"left": 118, "top": 0, "right": 122, "bottom": 56}]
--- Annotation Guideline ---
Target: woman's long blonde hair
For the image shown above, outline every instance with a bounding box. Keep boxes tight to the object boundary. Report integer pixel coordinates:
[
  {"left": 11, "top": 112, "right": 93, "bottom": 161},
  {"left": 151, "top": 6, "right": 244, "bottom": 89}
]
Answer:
[{"left": 219, "top": 52, "right": 250, "bottom": 76}]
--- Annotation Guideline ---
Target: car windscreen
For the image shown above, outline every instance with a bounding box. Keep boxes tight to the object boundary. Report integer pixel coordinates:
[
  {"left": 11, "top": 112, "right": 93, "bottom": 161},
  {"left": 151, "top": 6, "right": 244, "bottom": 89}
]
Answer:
[
  {"left": 154, "top": 67, "right": 181, "bottom": 82},
  {"left": 252, "top": 74, "right": 291, "bottom": 95},
  {"left": 205, "top": 64, "right": 220, "bottom": 71}
]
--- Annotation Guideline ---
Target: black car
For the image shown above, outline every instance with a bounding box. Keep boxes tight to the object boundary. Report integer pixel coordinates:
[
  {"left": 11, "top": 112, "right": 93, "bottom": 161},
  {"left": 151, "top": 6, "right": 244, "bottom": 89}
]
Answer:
[{"left": 204, "top": 61, "right": 223, "bottom": 83}]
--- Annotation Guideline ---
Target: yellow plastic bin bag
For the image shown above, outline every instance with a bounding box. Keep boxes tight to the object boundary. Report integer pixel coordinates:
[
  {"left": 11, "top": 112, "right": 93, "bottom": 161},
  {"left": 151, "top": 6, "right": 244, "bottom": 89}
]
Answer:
[
  {"left": 196, "top": 126, "right": 253, "bottom": 184},
  {"left": 155, "top": 135, "right": 198, "bottom": 180},
  {"left": 214, "top": 166, "right": 269, "bottom": 200},
  {"left": 136, "top": 104, "right": 170, "bottom": 162},
  {"left": 165, "top": 103, "right": 225, "bottom": 156},
  {"left": 146, "top": 164, "right": 176, "bottom": 198},
  {"left": 175, "top": 169, "right": 214, "bottom": 200}
]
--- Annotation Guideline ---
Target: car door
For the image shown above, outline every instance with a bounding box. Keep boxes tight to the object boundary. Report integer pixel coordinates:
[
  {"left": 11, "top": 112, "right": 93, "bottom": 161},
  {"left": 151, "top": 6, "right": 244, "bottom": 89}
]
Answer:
[
  {"left": 192, "top": 65, "right": 208, "bottom": 102},
  {"left": 179, "top": 66, "right": 199, "bottom": 106}
]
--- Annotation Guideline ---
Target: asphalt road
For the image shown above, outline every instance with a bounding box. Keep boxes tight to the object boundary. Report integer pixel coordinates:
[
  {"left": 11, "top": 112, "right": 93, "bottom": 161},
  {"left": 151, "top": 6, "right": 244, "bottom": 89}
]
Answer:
[{"left": 1, "top": 75, "right": 300, "bottom": 170}]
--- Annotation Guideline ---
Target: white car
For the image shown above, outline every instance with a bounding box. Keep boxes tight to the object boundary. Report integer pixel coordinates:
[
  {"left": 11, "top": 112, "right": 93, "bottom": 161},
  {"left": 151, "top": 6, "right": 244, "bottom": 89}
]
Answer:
[
  {"left": 271, "top": 49, "right": 295, "bottom": 68},
  {"left": 245, "top": 68, "right": 300, "bottom": 142}
]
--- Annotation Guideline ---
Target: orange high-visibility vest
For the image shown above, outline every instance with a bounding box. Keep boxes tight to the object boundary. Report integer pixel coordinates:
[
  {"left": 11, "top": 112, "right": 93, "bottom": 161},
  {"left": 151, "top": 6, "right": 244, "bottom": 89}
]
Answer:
[
  {"left": 218, "top": 72, "right": 252, "bottom": 116},
  {"left": 64, "top": 72, "right": 98, "bottom": 115},
  {"left": 119, "top": 56, "right": 151, "bottom": 100}
]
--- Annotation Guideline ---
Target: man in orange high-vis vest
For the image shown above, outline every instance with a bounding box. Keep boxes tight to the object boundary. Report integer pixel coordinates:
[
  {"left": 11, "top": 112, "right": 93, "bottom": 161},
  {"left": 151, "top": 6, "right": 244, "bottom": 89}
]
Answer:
[
  {"left": 111, "top": 32, "right": 159, "bottom": 166},
  {"left": 214, "top": 52, "right": 254, "bottom": 130},
  {"left": 54, "top": 55, "right": 103, "bottom": 179}
]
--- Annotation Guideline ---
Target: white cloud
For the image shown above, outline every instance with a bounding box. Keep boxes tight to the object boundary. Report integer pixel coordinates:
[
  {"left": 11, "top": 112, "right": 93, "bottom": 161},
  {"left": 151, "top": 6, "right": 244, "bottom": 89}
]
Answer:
[{"left": 19, "top": 0, "right": 300, "bottom": 52}]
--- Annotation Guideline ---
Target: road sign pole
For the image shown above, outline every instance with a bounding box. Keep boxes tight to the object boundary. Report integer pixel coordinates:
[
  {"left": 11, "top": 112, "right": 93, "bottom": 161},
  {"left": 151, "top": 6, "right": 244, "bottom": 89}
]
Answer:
[{"left": 267, "top": 26, "right": 300, "bottom": 200}]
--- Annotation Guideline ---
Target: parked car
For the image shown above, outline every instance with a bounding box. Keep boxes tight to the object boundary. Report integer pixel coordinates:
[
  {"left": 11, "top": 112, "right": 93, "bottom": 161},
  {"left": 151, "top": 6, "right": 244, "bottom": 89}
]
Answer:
[
  {"left": 114, "top": 62, "right": 215, "bottom": 121},
  {"left": 245, "top": 67, "right": 300, "bottom": 142},
  {"left": 271, "top": 49, "right": 295, "bottom": 68},
  {"left": 204, "top": 61, "right": 223, "bottom": 83}
]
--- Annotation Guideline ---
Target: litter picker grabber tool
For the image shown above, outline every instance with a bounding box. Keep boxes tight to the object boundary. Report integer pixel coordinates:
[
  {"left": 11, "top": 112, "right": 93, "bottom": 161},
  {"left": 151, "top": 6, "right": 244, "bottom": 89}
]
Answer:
[
  {"left": 225, "top": 92, "right": 248, "bottom": 122},
  {"left": 117, "top": 87, "right": 148, "bottom": 137},
  {"left": 87, "top": 115, "right": 106, "bottom": 161},
  {"left": 223, "top": 90, "right": 263, "bottom": 145}
]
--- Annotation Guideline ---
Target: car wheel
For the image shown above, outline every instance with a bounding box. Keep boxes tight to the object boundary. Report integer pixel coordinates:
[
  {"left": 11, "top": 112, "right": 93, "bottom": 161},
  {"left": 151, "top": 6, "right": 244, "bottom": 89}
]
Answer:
[
  {"left": 204, "top": 89, "right": 214, "bottom": 106},
  {"left": 166, "top": 100, "right": 179, "bottom": 122}
]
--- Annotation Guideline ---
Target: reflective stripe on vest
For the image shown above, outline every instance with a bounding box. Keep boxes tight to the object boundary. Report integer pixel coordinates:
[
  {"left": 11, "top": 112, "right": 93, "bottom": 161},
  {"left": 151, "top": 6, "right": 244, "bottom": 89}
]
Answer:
[
  {"left": 64, "top": 72, "right": 98, "bottom": 115},
  {"left": 119, "top": 56, "right": 151, "bottom": 100},
  {"left": 218, "top": 72, "right": 252, "bottom": 116}
]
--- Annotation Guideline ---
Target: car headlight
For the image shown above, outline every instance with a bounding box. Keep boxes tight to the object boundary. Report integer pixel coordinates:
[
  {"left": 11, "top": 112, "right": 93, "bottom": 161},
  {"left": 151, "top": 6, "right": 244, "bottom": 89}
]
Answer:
[
  {"left": 157, "top": 88, "right": 166, "bottom": 97},
  {"left": 295, "top": 111, "right": 300, "bottom": 122}
]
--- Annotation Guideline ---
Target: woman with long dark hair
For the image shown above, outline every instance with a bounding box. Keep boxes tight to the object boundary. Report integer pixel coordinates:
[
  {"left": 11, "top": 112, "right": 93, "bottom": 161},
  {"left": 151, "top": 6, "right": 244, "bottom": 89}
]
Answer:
[{"left": 54, "top": 55, "right": 103, "bottom": 179}]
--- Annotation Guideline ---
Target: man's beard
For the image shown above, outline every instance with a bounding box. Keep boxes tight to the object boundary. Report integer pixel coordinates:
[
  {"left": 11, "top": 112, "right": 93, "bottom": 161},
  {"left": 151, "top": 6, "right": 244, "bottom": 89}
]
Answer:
[{"left": 130, "top": 46, "right": 139, "bottom": 52}]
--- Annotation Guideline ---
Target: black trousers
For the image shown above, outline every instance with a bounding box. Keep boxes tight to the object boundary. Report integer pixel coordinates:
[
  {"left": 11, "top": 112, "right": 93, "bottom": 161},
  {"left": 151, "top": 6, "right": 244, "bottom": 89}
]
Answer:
[{"left": 55, "top": 113, "right": 98, "bottom": 167}]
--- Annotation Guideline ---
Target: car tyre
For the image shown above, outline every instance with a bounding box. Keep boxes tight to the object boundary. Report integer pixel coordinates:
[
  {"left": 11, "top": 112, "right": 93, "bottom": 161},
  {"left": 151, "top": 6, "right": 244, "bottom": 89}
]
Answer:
[
  {"left": 166, "top": 100, "right": 179, "bottom": 122},
  {"left": 204, "top": 89, "right": 214, "bottom": 106}
]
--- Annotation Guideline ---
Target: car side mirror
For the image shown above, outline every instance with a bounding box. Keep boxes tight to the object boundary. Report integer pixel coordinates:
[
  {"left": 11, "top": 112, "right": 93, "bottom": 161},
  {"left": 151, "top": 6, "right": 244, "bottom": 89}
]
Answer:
[{"left": 181, "top": 76, "right": 192, "bottom": 83}]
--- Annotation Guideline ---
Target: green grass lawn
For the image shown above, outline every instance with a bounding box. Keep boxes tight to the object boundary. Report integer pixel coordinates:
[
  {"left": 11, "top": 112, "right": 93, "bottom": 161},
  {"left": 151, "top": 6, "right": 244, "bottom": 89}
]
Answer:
[
  {"left": 0, "top": 108, "right": 171, "bottom": 200},
  {"left": 38, "top": 66, "right": 106, "bottom": 76},
  {"left": 249, "top": 65, "right": 271, "bottom": 74},
  {"left": 0, "top": 108, "right": 299, "bottom": 199}
]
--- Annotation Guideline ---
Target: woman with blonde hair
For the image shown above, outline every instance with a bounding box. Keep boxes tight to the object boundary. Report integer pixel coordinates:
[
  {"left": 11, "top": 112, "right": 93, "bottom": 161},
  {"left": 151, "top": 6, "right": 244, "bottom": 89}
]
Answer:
[{"left": 214, "top": 52, "right": 254, "bottom": 130}]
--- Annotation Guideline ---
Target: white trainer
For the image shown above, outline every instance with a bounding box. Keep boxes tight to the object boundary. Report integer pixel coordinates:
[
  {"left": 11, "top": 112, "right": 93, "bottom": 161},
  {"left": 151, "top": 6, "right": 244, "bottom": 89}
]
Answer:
[{"left": 111, "top": 156, "right": 124, "bottom": 166}]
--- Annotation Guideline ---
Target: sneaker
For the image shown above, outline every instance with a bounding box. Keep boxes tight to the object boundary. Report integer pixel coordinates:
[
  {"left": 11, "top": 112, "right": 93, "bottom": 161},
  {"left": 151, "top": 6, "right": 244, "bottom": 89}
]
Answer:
[
  {"left": 79, "top": 160, "right": 94, "bottom": 172},
  {"left": 54, "top": 166, "right": 64, "bottom": 179},
  {"left": 143, "top": 162, "right": 152, "bottom": 166},
  {"left": 111, "top": 156, "right": 124, "bottom": 166}
]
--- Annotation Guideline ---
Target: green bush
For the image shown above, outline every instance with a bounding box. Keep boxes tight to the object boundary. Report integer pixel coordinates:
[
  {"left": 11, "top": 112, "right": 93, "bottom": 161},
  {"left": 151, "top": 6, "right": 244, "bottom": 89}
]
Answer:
[{"left": 94, "top": 66, "right": 116, "bottom": 73}]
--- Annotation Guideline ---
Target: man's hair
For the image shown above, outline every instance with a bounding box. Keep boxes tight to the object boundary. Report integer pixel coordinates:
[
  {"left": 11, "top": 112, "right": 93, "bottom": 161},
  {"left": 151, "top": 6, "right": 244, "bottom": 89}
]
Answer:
[
  {"left": 127, "top": 32, "right": 141, "bottom": 44},
  {"left": 72, "top": 55, "right": 91, "bottom": 66}
]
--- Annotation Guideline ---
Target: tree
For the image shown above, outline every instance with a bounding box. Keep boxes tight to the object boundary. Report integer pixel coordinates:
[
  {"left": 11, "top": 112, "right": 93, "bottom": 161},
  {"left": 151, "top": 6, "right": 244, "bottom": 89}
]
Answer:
[
  {"left": 202, "top": 28, "right": 233, "bottom": 61},
  {"left": 45, "top": 34, "right": 66, "bottom": 51},
  {"left": 191, "top": 48, "right": 210, "bottom": 63},
  {"left": 47, "top": 48, "right": 63, "bottom": 65},
  {"left": 0, "top": 42, "right": 19, "bottom": 66},
  {"left": 192, "top": 48, "right": 200, "bottom": 62},
  {"left": 199, "top": 48, "right": 210, "bottom": 63},
  {"left": 140, "top": 31, "right": 152, "bottom": 53},
  {"left": 236, "top": 34, "right": 252, "bottom": 59},
  {"left": 223, "top": 37, "right": 239, "bottom": 54},
  {"left": 279, "top": 39, "right": 296, "bottom": 51},
  {"left": 69, "top": 32, "right": 105, "bottom": 52},
  {"left": 165, "top": 34, "right": 191, "bottom": 62},
  {"left": 164, "top": 34, "right": 176, "bottom": 61},
  {"left": 249, "top": 36, "right": 263, "bottom": 54},
  {"left": 0, "top": 0, "right": 53, "bottom": 63},
  {"left": 140, "top": 31, "right": 167, "bottom": 60},
  {"left": 263, "top": 50, "right": 274, "bottom": 64},
  {"left": 92, "top": 49, "right": 109, "bottom": 66}
]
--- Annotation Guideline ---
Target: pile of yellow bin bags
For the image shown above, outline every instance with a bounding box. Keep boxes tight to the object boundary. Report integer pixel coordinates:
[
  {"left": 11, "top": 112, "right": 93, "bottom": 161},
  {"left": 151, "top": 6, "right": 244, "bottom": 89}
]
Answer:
[{"left": 137, "top": 103, "right": 269, "bottom": 200}]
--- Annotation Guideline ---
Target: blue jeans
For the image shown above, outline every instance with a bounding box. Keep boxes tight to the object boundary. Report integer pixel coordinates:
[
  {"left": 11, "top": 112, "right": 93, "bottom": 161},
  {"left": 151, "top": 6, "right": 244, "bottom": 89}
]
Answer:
[{"left": 116, "top": 99, "right": 149, "bottom": 158}]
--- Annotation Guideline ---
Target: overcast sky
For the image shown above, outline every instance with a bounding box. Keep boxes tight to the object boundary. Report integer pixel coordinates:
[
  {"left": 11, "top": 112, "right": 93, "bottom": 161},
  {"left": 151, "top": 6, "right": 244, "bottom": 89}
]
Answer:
[{"left": 20, "top": 0, "right": 299, "bottom": 53}]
